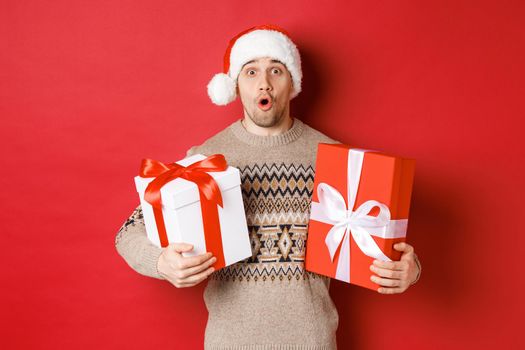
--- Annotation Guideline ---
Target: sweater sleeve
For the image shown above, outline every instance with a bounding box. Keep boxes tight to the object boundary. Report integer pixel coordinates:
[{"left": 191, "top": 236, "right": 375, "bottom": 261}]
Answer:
[
  {"left": 114, "top": 204, "right": 165, "bottom": 280},
  {"left": 186, "top": 145, "right": 197, "bottom": 157}
]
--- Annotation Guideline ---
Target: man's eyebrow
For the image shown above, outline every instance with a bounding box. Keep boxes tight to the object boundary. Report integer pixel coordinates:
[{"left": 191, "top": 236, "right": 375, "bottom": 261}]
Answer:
[{"left": 242, "top": 59, "right": 285, "bottom": 68}]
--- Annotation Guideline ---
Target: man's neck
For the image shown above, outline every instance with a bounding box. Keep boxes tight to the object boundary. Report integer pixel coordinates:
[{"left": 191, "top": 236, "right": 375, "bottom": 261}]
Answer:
[{"left": 241, "top": 116, "right": 294, "bottom": 136}]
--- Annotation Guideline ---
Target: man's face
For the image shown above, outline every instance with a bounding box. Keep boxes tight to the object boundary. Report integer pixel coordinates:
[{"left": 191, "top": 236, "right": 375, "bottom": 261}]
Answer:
[{"left": 237, "top": 57, "right": 294, "bottom": 128}]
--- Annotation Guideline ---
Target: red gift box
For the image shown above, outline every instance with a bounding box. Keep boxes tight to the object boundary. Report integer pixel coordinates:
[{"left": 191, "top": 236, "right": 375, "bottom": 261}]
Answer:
[{"left": 305, "top": 143, "right": 416, "bottom": 291}]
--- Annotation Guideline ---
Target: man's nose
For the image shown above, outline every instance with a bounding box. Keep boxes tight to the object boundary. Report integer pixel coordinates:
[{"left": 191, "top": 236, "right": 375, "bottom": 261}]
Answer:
[{"left": 258, "top": 72, "right": 272, "bottom": 91}]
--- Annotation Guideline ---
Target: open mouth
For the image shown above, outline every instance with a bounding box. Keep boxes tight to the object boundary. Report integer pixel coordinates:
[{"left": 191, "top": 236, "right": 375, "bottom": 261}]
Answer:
[{"left": 257, "top": 96, "right": 273, "bottom": 111}]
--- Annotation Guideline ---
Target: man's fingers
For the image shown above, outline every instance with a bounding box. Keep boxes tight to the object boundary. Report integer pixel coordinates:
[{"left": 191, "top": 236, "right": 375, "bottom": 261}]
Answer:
[
  {"left": 179, "top": 256, "right": 217, "bottom": 278},
  {"left": 393, "top": 242, "right": 414, "bottom": 253},
  {"left": 181, "top": 266, "right": 215, "bottom": 285},
  {"left": 178, "top": 252, "right": 214, "bottom": 269},
  {"left": 372, "top": 259, "right": 407, "bottom": 271},
  {"left": 370, "top": 275, "right": 401, "bottom": 287},
  {"left": 377, "top": 286, "right": 405, "bottom": 294},
  {"left": 170, "top": 242, "right": 194, "bottom": 253},
  {"left": 370, "top": 265, "right": 406, "bottom": 280}
]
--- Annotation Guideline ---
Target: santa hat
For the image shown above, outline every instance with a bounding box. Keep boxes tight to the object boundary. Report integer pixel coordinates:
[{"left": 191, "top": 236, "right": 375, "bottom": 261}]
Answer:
[{"left": 207, "top": 24, "right": 302, "bottom": 106}]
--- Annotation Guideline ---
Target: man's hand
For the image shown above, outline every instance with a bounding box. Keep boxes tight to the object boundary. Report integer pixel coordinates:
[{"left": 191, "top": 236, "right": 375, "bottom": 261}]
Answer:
[
  {"left": 369, "top": 242, "right": 421, "bottom": 295},
  {"left": 156, "top": 243, "right": 216, "bottom": 288}
]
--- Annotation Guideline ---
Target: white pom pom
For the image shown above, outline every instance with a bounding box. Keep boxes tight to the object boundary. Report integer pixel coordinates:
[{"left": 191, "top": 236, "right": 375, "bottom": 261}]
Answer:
[{"left": 207, "top": 73, "right": 237, "bottom": 106}]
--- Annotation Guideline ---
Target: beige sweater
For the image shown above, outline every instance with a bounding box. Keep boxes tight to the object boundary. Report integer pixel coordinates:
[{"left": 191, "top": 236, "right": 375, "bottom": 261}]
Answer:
[{"left": 115, "top": 118, "right": 341, "bottom": 350}]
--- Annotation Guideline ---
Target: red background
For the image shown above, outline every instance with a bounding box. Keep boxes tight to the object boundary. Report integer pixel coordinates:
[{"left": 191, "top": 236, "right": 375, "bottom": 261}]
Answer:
[{"left": 1, "top": 1, "right": 523, "bottom": 348}]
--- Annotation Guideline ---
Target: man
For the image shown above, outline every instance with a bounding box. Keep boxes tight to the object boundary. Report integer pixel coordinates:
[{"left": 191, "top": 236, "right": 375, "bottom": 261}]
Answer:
[{"left": 115, "top": 24, "right": 421, "bottom": 349}]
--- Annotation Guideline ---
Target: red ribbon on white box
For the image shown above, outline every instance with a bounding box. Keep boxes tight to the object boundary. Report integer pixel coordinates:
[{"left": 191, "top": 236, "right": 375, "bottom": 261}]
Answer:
[{"left": 310, "top": 149, "right": 408, "bottom": 282}]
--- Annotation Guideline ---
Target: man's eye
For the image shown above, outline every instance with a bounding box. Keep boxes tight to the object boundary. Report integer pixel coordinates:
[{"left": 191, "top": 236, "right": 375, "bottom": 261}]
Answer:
[
  {"left": 247, "top": 70, "right": 256, "bottom": 75},
  {"left": 272, "top": 68, "right": 281, "bottom": 74}
]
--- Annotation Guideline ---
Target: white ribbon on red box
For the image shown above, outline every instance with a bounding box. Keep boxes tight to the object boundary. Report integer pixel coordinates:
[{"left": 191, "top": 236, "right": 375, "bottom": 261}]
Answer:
[{"left": 310, "top": 149, "right": 408, "bottom": 282}]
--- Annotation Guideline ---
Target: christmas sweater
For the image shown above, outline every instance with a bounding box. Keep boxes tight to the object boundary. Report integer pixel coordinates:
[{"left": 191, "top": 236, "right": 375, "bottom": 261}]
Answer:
[{"left": 115, "top": 118, "right": 340, "bottom": 350}]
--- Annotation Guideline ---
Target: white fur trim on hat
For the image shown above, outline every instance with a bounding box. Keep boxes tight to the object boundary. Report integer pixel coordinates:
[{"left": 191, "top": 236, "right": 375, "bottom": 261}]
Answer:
[{"left": 207, "top": 28, "right": 302, "bottom": 106}]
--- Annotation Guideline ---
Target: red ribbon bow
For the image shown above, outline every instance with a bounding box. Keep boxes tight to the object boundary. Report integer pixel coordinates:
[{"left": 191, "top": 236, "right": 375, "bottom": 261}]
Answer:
[{"left": 140, "top": 154, "right": 228, "bottom": 268}]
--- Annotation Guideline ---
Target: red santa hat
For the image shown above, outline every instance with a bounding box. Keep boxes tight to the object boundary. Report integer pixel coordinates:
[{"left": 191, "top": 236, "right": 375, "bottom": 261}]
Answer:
[{"left": 207, "top": 24, "right": 302, "bottom": 106}]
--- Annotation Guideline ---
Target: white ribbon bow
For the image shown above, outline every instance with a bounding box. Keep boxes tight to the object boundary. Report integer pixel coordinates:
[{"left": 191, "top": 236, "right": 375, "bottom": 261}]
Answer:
[{"left": 310, "top": 149, "right": 408, "bottom": 282}]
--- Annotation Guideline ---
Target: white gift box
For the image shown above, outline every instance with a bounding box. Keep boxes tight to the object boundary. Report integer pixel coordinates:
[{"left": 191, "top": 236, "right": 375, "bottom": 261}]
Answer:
[{"left": 134, "top": 154, "right": 251, "bottom": 269}]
